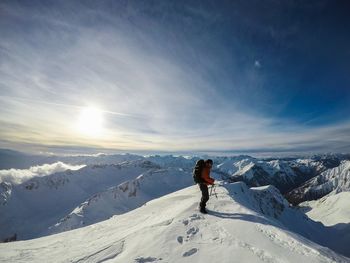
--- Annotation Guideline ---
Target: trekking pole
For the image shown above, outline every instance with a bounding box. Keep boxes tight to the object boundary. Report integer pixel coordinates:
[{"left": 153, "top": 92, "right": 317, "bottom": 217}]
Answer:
[
  {"left": 213, "top": 184, "right": 218, "bottom": 199},
  {"left": 210, "top": 184, "right": 218, "bottom": 199}
]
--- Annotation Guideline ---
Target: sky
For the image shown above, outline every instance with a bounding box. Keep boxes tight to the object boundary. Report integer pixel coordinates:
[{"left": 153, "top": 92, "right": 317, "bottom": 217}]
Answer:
[{"left": 0, "top": 0, "right": 350, "bottom": 155}]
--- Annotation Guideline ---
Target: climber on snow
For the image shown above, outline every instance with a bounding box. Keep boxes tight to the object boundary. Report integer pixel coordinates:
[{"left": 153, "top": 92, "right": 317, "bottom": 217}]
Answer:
[{"left": 192, "top": 159, "right": 215, "bottom": 214}]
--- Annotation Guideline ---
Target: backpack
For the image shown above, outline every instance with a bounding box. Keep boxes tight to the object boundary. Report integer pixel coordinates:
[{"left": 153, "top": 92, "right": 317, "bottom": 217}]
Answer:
[{"left": 192, "top": 159, "right": 205, "bottom": 184}]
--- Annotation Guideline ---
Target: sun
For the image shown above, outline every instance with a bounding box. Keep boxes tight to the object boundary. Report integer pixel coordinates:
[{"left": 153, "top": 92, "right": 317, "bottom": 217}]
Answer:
[{"left": 77, "top": 106, "right": 104, "bottom": 137}]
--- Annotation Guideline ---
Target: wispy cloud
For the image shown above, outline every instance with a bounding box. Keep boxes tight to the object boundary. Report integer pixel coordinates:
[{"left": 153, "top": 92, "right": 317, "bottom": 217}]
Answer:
[{"left": 0, "top": 1, "right": 349, "bottom": 154}]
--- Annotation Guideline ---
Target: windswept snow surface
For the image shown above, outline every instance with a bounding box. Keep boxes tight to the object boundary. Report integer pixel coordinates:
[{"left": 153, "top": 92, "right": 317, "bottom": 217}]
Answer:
[{"left": 0, "top": 183, "right": 349, "bottom": 263}]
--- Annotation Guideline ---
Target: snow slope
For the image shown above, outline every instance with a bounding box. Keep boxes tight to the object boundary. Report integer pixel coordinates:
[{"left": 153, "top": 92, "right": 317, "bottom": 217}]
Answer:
[
  {"left": 48, "top": 167, "right": 193, "bottom": 234},
  {"left": 300, "top": 192, "right": 350, "bottom": 226},
  {"left": 1, "top": 183, "right": 349, "bottom": 262},
  {"left": 0, "top": 160, "right": 162, "bottom": 240}
]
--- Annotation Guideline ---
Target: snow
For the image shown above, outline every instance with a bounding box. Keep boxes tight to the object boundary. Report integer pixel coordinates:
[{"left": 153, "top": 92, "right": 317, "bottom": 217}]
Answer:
[
  {"left": 300, "top": 192, "right": 350, "bottom": 226},
  {"left": 318, "top": 161, "right": 350, "bottom": 194},
  {"left": 215, "top": 157, "right": 327, "bottom": 193},
  {"left": 0, "top": 183, "right": 349, "bottom": 263},
  {"left": 293, "top": 159, "right": 325, "bottom": 174},
  {"left": 233, "top": 161, "right": 256, "bottom": 179},
  {"left": 287, "top": 160, "right": 350, "bottom": 204},
  {"left": 47, "top": 167, "right": 193, "bottom": 234},
  {"left": 215, "top": 156, "right": 256, "bottom": 177},
  {"left": 0, "top": 160, "right": 164, "bottom": 240},
  {"left": 1, "top": 151, "right": 350, "bottom": 262}
]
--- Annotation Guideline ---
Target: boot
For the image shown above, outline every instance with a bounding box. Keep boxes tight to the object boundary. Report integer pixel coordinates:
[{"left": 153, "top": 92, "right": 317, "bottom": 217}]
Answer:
[{"left": 200, "top": 207, "right": 207, "bottom": 214}]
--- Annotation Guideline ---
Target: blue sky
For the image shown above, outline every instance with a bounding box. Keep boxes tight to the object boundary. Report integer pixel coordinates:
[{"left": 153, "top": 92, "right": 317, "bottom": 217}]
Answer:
[{"left": 0, "top": 0, "right": 349, "bottom": 155}]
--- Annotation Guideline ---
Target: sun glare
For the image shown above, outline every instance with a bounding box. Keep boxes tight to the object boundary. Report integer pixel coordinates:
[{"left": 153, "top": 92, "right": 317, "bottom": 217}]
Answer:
[{"left": 77, "top": 107, "right": 104, "bottom": 137}]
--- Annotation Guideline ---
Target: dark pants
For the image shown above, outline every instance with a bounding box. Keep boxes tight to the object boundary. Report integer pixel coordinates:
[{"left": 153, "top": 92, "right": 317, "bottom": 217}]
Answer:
[{"left": 199, "top": 183, "right": 209, "bottom": 209}]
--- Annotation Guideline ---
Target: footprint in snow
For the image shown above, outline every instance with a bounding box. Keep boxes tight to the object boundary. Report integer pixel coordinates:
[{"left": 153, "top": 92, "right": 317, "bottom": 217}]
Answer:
[
  {"left": 134, "top": 256, "right": 162, "bottom": 263},
  {"left": 189, "top": 213, "right": 203, "bottom": 221},
  {"left": 186, "top": 226, "right": 199, "bottom": 236},
  {"left": 185, "top": 226, "right": 199, "bottom": 241},
  {"left": 182, "top": 214, "right": 203, "bottom": 226},
  {"left": 182, "top": 248, "right": 198, "bottom": 257}
]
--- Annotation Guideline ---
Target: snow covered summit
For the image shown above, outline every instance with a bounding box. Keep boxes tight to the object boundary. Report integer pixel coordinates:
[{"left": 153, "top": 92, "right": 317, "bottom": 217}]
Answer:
[{"left": 1, "top": 182, "right": 348, "bottom": 263}]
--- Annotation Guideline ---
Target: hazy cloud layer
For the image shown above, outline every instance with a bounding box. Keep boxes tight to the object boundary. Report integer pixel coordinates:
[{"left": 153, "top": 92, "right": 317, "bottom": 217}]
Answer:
[{"left": 0, "top": 162, "right": 85, "bottom": 184}]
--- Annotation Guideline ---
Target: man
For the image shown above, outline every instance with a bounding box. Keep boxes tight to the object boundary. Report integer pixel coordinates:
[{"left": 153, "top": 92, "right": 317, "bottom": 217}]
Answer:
[{"left": 194, "top": 159, "right": 215, "bottom": 214}]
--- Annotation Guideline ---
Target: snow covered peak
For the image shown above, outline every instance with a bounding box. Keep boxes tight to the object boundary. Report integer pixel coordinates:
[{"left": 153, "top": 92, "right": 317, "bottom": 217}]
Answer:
[
  {"left": 1, "top": 183, "right": 349, "bottom": 262},
  {"left": 145, "top": 155, "right": 197, "bottom": 169},
  {"left": 286, "top": 160, "right": 350, "bottom": 205},
  {"left": 48, "top": 167, "right": 193, "bottom": 235},
  {"left": 215, "top": 156, "right": 331, "bottom": 194},
  {"left": 0, "top": 159, "right": 165, "bottom": 240},
  {"left": 324, "top": 160, "right": 350, "bottom": 193},
  {"left": 216, "top": 157, "right": 256, "bottom": 177}
]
